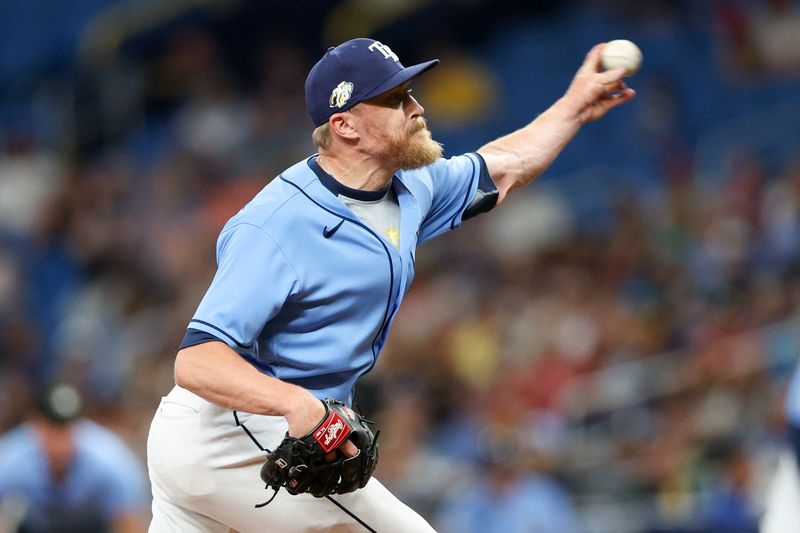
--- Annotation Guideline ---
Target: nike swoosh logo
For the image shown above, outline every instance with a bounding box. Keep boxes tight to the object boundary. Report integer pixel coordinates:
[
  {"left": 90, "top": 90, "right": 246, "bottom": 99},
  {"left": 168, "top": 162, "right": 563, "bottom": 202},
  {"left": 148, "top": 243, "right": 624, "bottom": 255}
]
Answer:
[{"left": 323, "top": 219, "right": 345, "bottom": 238}]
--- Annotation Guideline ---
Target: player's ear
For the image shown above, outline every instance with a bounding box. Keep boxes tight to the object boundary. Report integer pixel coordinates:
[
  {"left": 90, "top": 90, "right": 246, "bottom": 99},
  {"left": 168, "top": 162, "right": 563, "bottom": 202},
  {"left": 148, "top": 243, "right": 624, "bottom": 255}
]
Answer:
[{"left": 329, "top": 112, "right": 359, "bottom": 141}]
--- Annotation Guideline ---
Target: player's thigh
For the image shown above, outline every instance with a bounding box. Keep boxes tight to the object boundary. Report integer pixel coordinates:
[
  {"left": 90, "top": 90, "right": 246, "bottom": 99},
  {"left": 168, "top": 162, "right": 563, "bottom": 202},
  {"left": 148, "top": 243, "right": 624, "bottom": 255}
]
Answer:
[
  {"left": 208, "top": 469, "right": 435, "bottom": 532},
  {"left": 330, "top": 476, "right": 437, "bottom": 533},
  {"left": 153, "top": 411, "right": 350, "bottom": 532},
  {"left": 214, "top": 479, "right": 434, "bottom": 533},
  {"left": 201, "top": 425, "right": 436, "bottom": 531},
  {"left": 148, "top": 390, "right": 434, "bottom": 532},
  {"left": 150, "top": 482, "right": 231, "bottom": 533},
  {"left": 202, "top": 464, "right": 353, "bottom": 532}
]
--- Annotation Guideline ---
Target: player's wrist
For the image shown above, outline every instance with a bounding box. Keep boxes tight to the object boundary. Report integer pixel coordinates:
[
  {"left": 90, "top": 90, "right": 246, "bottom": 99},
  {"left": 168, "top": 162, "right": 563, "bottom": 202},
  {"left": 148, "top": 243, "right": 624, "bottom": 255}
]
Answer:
[
  {"left": 283, "top": 387, "right": 326, "bottom": 437},
  {"left": 552, "top": 95, "right": 586, "bottom": 126}
]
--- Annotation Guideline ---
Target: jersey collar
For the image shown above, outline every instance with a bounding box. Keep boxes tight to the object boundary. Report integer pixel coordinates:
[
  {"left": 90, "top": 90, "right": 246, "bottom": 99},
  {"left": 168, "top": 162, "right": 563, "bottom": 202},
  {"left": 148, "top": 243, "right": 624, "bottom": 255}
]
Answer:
[{"left": 307, "top": 156, "right": 391, "bottom": 202}]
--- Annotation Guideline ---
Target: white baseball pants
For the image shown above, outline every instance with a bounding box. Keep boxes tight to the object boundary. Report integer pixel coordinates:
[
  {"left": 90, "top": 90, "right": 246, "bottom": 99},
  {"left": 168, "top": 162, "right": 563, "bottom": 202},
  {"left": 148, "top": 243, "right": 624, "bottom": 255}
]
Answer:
[
  {"left": 761, "top": 450, "right": 800, "bottom": 533},
  {"left": 147, "top": 385, "right": 436, "bottom": 533}
]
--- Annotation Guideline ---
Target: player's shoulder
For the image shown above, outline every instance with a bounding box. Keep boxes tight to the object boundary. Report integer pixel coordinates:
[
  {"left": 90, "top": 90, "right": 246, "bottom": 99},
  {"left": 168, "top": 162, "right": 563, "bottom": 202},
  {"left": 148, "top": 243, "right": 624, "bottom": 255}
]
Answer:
[
  {"left": 398, "top": 153, "right": 481, "bottom": 182},
  {"left": 225, "top": 157, "right": 319, "bottom": 230},
  {"left": 397, "top": 153, "right": 482, "bottom": 200}
]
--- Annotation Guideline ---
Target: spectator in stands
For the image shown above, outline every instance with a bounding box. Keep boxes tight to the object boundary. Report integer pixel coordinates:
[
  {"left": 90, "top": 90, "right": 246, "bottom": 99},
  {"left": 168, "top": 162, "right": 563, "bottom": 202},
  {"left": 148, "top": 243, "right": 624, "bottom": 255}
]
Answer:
[
  {"left": 696, "top": 439, "right": 758, "bottom": 533},
  {"left": 434, "top": 427, "right": 583, "bottom": 533},
  {"left": 0, "top": 383, "right": 149, "bottom": 532}
]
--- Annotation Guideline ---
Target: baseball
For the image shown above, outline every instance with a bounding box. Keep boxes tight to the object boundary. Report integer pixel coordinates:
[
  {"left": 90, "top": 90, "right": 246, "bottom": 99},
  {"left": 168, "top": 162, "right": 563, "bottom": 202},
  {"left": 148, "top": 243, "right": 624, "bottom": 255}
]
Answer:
[{"left": 601, "top": 39, "right": 642, "bottom": 76}]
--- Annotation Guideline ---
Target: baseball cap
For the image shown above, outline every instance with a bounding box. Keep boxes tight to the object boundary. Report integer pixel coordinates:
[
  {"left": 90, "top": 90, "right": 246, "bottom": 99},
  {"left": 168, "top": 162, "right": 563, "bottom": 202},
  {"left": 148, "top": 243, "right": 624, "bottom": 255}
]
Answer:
[
  {"left": 35, "top": 383, "right": 83, "bottom": 425},
  {"left": 305, "top": 38, "right": 439, "bottom": 126}
]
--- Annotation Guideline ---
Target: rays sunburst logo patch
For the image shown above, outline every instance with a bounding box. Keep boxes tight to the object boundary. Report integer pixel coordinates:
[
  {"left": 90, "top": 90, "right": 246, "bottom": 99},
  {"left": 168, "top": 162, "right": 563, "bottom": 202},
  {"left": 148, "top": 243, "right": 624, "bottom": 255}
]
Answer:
[{"left": 329, "top": 81, "right": 354, "bottom": 109}]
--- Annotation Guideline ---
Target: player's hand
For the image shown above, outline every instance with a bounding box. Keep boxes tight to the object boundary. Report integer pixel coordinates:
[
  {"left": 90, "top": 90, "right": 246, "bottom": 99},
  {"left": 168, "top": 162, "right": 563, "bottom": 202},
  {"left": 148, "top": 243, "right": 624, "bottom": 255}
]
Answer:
[
  {"left": 261, "top": 398, "right": 379, "bottom": 498},
  {"left": 284, "top": 389, "right": 358, "bottom": 459},
  {"left": 562, "top": 43, "right": 636, "bottom": 124},
  {"left": 333, "top": 439, "right": 359, "bottom": 461},
  {"left": 285, "top": 389, "right": 326, "bottom": 437}
]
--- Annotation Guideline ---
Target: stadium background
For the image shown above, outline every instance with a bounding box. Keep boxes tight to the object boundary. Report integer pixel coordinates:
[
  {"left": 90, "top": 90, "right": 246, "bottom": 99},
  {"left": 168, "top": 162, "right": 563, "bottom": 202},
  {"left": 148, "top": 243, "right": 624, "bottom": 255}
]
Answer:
[{"left": 2, "top": 0, "right": 800, "bottom": 531}]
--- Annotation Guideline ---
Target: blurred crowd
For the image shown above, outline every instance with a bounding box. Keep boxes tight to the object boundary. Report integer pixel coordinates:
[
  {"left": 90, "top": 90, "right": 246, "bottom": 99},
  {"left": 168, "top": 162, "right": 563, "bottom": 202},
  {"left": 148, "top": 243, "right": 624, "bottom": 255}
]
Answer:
[{"left": 2, "top": 1, "right": 800, "bottom": 532}]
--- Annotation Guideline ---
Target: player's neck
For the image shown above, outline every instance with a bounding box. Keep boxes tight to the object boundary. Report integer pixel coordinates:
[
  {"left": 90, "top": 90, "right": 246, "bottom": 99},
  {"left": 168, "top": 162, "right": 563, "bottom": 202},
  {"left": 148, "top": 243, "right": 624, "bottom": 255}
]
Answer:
[{"left": 317, "top": 151, "right": 395, "bottom": 191}]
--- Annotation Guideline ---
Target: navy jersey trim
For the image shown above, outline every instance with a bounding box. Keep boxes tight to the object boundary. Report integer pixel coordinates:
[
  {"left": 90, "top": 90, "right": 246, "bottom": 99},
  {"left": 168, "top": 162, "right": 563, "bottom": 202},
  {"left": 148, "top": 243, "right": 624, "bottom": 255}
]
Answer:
[
  {"left": 179, "top": 328, "right": 226, "bottom": 350},
  {"left": 308, "top": 157, "right": 390, "bottom": 202},
  {"left": 188, "top": 319, "right": 251, "bottom": 348},
  {"left": 182, "top": 329, "right": 271, "bottom": 372},
  {"left": 451, "top": 155, "right": 479, "bottom": 230},
  {"left": 463, "top": 152, "right": 499, "bottom": 221},
  {"left": 790, "top": 422, "right": 800, "bottom": 470},
  {"left": 279, "top": 175, "right": 395, "bottom": 364}
]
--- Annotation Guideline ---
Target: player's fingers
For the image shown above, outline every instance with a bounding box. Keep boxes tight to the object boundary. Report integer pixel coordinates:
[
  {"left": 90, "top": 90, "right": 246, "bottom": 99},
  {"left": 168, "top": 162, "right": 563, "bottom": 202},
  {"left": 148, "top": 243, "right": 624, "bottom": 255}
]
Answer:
[
  {"left": 605, "top": 88, "right": 636, "bottom": 108},
  {"left": 340, "top": 439, "right": 359, "bottom": 458},
  {"left": 602, "top": 80, "right": 627, "bottom": 94},
  {"left": 587, "top": 88, "right": 635, "bottom": 121},
  {"left": 598, "top": 66, "right": 627, "bottom": 84},
  {"left": 579, "top": 44, "right": 605, "bottom": 73}
]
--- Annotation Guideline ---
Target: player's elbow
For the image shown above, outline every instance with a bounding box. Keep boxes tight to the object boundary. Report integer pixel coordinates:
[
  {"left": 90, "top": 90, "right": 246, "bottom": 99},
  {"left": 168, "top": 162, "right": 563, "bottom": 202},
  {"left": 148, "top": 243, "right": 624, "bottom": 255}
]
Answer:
[
  {"left": 173, "top": 341, "right": 229, "bottom": 392},
  {"left": 476, "top": 150, "right": 523, "bottom": 204},
  {"left": 173, "top": 347, "right": 197, "bottom": 390},
  {"left": 490, "top": 173, "right": 522, "bottom": 206}
]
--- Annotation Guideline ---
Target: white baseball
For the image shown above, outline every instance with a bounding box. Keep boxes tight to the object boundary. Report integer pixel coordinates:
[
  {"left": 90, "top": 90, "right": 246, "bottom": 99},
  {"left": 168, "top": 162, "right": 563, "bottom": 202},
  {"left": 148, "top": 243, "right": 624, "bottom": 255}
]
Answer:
[{"left": 601, "top": 39, "right": 642, "bottom": 76}]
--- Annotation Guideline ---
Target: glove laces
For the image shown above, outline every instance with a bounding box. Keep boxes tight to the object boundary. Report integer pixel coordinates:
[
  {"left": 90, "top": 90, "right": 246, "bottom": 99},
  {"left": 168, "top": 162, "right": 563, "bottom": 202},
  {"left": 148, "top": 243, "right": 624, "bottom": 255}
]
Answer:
[{"left": 255, "top": 486, "right": 280, "bottom": 508}]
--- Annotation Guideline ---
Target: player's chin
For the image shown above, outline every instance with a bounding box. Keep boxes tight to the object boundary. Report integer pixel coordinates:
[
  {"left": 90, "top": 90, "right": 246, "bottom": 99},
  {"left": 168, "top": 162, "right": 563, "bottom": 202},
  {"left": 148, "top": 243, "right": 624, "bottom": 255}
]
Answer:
[
  {"left": 400, "top": 139, "right": 443, "bottom": 169},
  {"left": 414, "top": 127, "right": 433, "bottom": 141}
]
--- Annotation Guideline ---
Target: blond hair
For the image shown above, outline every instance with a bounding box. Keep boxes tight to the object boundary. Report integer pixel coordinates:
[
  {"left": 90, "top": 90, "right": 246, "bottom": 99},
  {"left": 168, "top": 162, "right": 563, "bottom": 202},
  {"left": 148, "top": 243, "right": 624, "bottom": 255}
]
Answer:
[{"left": 312, "top": 123, "right": 331, "bottom": 149}]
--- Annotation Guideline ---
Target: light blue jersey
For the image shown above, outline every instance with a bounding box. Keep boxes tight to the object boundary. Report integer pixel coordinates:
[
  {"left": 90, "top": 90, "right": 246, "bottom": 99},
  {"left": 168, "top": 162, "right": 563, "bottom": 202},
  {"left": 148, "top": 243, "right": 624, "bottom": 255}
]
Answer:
[{"left": 182, "top": 154, "right": 493, "bottom": 403}]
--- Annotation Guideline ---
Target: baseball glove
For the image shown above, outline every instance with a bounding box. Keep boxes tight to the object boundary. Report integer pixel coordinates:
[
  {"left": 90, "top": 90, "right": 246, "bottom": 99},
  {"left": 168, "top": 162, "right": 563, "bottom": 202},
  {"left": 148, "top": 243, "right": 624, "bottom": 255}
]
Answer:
[{"left": 259, "top": 398, "right": 379, "bottom": 500}]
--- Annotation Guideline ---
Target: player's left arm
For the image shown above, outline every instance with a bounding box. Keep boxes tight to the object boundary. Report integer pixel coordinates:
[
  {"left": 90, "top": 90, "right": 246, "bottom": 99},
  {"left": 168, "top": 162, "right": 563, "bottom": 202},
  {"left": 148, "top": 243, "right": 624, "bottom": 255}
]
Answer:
[{"left": 478, "top": 43, "right": 635, "bottom": 205}]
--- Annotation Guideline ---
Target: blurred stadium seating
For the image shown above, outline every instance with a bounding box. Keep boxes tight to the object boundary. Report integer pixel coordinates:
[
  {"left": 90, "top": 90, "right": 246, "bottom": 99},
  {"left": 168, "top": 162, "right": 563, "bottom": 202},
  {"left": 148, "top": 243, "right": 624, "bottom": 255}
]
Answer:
[{"left": 2, "top": 1, "right": 800, "bottom": 531}]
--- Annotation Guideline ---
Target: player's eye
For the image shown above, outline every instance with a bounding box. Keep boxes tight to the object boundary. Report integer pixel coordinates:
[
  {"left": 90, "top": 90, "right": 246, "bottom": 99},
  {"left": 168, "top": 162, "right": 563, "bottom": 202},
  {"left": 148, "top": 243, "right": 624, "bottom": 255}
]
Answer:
[
  {"left": 391, "top": 89, "right": 412, "bottom": 106},
  {"left": 372, "top": 87, "right": 411, "bottom": 108}
]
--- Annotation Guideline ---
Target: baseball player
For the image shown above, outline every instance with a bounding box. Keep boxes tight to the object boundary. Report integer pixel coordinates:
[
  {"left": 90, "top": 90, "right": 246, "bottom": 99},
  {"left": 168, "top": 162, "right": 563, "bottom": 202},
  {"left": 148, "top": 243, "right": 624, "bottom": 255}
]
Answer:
[
  {"left": 787, "top": 363, "right": 800, "bottom": 469},
  {"left": 147, "top": 37, "right": 634, "bottom": 532},
  {"left": 762, "top": 362, "right": 800, "bottom": 533}
]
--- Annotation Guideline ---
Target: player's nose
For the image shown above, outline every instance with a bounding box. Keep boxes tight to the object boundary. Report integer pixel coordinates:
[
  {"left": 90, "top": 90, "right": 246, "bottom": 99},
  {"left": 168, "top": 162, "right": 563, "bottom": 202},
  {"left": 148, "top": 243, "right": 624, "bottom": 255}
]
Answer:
[{"left": 408, "top": 94, "right": 424, "bottom": 118}]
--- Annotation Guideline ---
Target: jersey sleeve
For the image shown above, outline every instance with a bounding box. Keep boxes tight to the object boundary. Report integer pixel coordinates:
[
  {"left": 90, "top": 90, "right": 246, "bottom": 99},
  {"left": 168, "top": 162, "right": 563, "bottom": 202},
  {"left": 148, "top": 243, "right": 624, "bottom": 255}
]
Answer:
[
  {"left": 418, "top": 152, "right": 496, "bottom": 243},
  {"left": 186, "top": 223, "right": 301, "bottom": 349}
]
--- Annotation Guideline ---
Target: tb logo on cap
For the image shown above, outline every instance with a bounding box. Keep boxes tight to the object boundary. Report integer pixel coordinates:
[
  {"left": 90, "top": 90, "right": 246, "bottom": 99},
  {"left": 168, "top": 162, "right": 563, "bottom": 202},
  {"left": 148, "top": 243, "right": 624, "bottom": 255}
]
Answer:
[{"left": 368, "top": 41, "right": 399, "bottom": 62}]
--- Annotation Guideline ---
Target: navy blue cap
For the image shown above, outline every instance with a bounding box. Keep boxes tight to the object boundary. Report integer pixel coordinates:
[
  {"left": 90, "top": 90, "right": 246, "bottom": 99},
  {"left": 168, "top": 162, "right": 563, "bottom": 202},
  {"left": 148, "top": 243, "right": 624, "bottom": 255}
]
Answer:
[
  {"left": 36, "top": 383, "right": 83, "bottom": 425},
  {"left": 305, "top": 38, "right": 439, "bottom": 126}
]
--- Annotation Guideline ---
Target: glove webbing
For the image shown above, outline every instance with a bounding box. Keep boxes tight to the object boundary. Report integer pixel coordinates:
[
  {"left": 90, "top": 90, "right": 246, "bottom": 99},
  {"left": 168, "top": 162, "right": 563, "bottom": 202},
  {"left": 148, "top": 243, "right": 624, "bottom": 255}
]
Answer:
[{"left": 234, "top": 410, "right": 379, "bottom": 532}]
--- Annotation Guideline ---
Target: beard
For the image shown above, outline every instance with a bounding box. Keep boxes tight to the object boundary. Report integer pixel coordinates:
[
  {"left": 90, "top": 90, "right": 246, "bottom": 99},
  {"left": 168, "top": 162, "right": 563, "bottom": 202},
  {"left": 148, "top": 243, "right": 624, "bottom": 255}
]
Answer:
[{"left": 380, "top": 117, "right": 443, "bottom": 170}]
